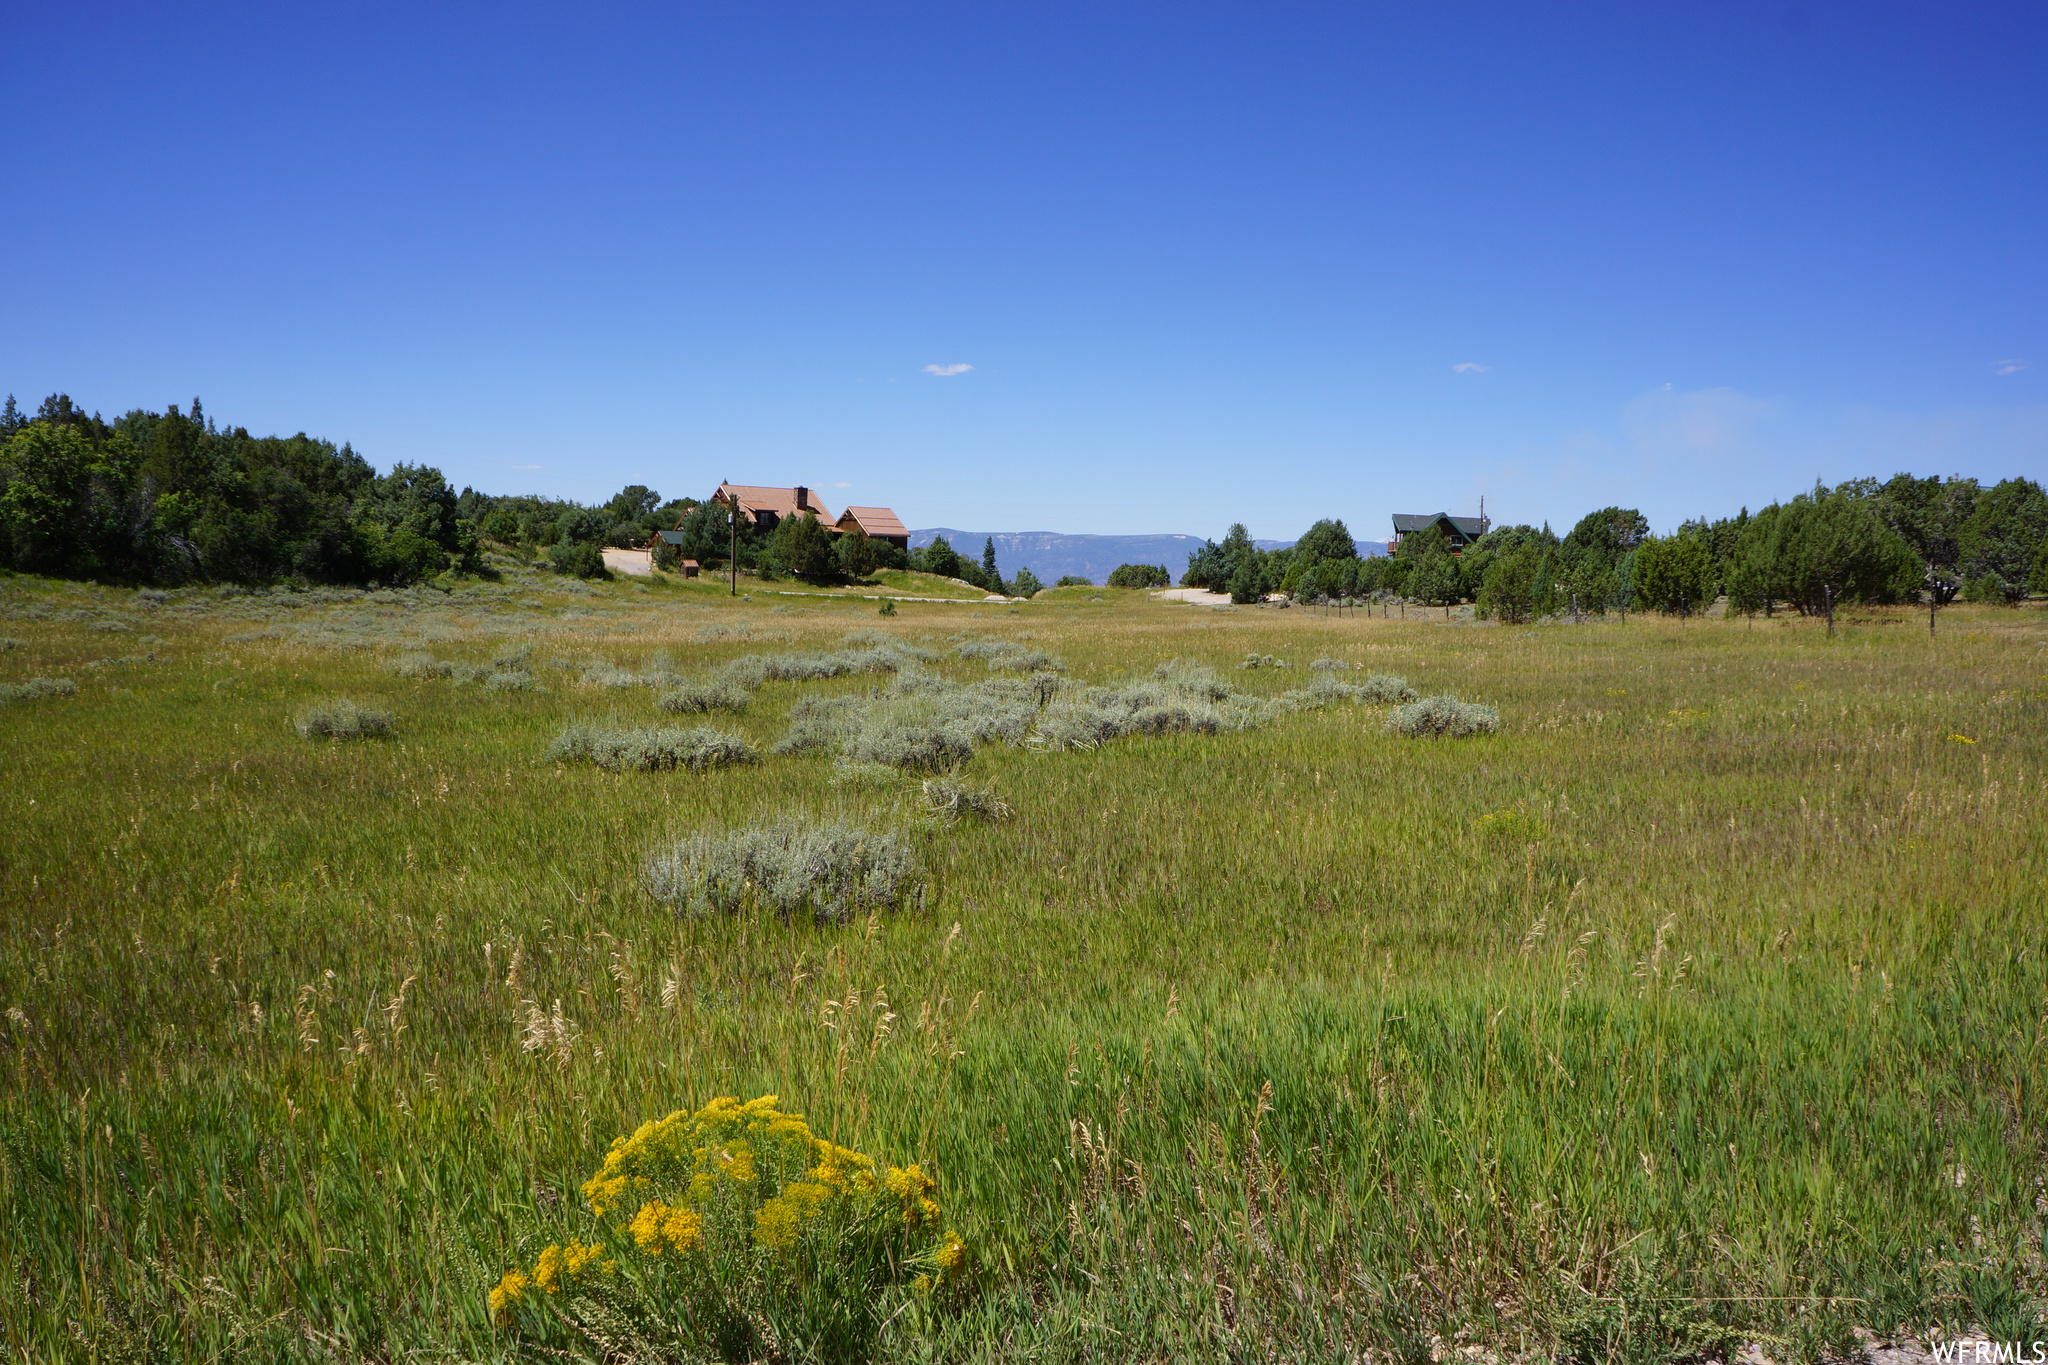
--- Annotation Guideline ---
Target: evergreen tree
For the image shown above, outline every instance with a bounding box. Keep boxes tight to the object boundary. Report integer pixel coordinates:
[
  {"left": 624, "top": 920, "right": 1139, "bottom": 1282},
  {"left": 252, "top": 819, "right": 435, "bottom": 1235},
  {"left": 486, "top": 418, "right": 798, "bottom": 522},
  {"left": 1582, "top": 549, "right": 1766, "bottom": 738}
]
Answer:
[
  {"left": 981, "top": 537, "right": 1000, "bottom": 584},
  {"left": 1632, "top": 533, "right": 1716, "bottom": 614},
  {"left": 1411, "top": 537, "right": 1460, "bottom": 606},
  {"left": 1292, "top": 517, "right": 1358, "bottom": 564},
  {"left": 1728, "top": 486, "right": 1920, "bottom": 613},
  {"left": 1477, "top": 541, "right": 1542, "bottom": 622},
  {"left": 776, "top": 512, "right": 836, "bottom": 582},
  {"left": 1107, "top": 563, "right": 1169, "bottom": 588},
  {"left": 1227, "top": 555, "right": 1263, "bottom": 603},
  {"left": 1957, "top": 477, "right": 2048, "bottom": 602},
  {"left": 835, "top": 524, "right": 879, "bottom": 577},
  {"left": 912, "top": 534, "right": 963, "bottom": 580}
]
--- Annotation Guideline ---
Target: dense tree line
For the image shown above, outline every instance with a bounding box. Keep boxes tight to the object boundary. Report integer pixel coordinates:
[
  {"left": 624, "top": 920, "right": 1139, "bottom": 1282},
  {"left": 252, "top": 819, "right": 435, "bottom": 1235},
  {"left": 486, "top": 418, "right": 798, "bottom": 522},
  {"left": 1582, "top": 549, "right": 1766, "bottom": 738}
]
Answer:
[
  {"left": 0, "top": 393, "right": 485, "bottom": 585},
  {"left": 1184, "top": 474, "right": 2048, "bottom": 617},
  {"left": 9, "top": 393, "right": 2043, "bottom": 610}
]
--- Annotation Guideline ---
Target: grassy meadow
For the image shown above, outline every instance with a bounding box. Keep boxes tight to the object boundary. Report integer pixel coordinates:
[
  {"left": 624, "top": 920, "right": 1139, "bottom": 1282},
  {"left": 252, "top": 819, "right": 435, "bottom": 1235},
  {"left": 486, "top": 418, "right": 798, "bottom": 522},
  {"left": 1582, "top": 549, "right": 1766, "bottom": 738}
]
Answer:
[{"left": 2, "top": 568, "right": 2045, "bottom": 1362}]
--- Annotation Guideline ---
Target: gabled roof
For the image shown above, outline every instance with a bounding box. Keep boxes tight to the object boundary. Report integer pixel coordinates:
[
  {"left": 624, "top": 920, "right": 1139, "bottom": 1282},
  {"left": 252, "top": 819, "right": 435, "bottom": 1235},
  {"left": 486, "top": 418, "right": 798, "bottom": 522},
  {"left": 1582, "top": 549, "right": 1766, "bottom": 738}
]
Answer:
[
  {"left": 713, "top": 483, "right": 835, "bottom": 524},
  {"left": 837, "top": 506, "right": 908, "bottom": 539},
  {"left": 1391, "top": 512, "right": 1487, "bottom": 539}
]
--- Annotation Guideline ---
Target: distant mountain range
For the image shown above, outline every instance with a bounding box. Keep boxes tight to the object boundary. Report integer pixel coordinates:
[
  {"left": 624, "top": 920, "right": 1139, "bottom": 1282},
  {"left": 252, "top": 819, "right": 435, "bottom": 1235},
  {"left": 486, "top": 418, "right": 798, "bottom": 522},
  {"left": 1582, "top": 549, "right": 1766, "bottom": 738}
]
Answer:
[{"left": 909, "top": 529, "right": 1388, "bottom": 586}]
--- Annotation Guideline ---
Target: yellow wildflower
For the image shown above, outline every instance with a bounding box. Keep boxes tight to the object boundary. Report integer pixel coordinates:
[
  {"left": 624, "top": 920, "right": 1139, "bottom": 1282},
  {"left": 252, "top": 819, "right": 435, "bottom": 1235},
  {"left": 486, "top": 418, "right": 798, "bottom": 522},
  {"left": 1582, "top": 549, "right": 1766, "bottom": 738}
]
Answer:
[
  {"left": 489, "top": 1269, "right": 530, "bottom": 1327},
  {"left": 564, "top": 1239, "right": 602, "bottom": 1275},
  {"left": 754, "top": 1180, "right": 832, "bottom": 1252},
  {"left": 628, "top": 1199, "right": 703, "bottom": 1254},
  {"left": 884, "top": 1164, "right": 940, "bottom": 1227},
  {"left": 532, "top": 1244, "right": 565, "bottom": 1295},
  {"left": 531, "top": 1239, "right": 603, "bottom": 1295},
  {"left": 582, "top": 1173, "right": 629, "bottom": 1216},
  {"left": 935, "top": 1231, "right": 966, "bottom": 1276},
  {"left": 913, "top": 1272, "right": 933, "bottom": 1296}
]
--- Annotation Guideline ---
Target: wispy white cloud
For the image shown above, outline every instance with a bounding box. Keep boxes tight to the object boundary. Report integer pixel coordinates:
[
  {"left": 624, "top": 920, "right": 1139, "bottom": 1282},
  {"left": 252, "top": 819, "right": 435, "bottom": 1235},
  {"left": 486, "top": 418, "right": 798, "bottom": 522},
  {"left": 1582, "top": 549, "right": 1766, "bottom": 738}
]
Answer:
[
  {"left": 832, "top": 481, "right": 851, "bottom": 488},
  {"left": 1623, "top": 385, "right": 1777, "bottom": 461},
  {"left": 1995, "top": 358, "right": 2028, "bottom": 376},
  {"left": 923, "top": 363, "right": 972, "bottom": 377},
  {"left": 1452, "top": 361, "right": 1489, "bottom": 374},
  {"left": 506, "top": 463, "right": 543, "bottom": 469}
]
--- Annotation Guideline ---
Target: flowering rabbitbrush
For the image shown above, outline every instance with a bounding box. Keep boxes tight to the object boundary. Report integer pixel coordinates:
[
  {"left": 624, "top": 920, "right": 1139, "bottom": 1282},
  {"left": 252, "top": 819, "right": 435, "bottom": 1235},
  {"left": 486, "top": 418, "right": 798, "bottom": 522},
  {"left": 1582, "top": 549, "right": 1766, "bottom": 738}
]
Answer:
[{"left": 492, "top": 1095, "right": 968, "bottom": 1359}]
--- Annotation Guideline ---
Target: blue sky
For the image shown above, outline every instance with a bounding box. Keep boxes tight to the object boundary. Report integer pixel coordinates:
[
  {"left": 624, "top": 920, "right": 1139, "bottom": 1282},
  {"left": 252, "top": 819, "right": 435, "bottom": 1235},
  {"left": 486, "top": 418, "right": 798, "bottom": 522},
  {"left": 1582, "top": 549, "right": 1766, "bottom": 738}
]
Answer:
[{"left": 4, "top": 2, "right": 2043, "bottom": 540}]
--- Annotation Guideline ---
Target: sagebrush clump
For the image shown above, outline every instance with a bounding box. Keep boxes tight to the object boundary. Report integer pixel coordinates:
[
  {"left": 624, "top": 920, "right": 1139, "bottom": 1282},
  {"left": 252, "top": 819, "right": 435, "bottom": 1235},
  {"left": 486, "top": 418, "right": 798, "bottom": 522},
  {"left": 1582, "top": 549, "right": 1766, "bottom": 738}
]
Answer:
[
  {"left": 295, "top": 699, "right": 395, "bottom": 740},
  {"left": 0, "top": 677, "right": 77, "bottom": 704},
  {"left": 491, "top": 1096, "right": 965, "bottom": 1360},
  {"left": 1028, "top": 660, "right": 1272, "bottom": 752},
  {"left": 1280, "top": 671, "right": 1417, "bottom": 710},
  {"left": 481, "top": 668, "right": 536, "bottom": 692},
  {"left": 644, "top": 819, "right": 923, "bottom": 922},
  {"left": 545, "top": 723, "right": 759, "bottom": 772},
  {"left": 658, "top": 678, "right": 752, "bottom": 714},
  {"left": 921, "top": 777, "right": 1012, "bottom": 823},
  {"left": 578, "top": 660, "right": 642, "bottom": 689},
  {"left": 1385, "top": 695, "right": 1500, "bottom": 738},
  {"left": 391, "top": 653, "right": 487, "bottom": 683},
  {"left": 774, "top": 675, "right": 1048, "bottom": 771}
]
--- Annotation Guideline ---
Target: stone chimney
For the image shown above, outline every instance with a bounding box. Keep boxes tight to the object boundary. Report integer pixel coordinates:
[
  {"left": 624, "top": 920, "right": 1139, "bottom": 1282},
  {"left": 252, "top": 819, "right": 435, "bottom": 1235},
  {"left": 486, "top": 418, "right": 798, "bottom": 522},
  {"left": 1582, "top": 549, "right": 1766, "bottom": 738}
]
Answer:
[{"left": 794, "top": 485, "right": 809, "bottom": 512}]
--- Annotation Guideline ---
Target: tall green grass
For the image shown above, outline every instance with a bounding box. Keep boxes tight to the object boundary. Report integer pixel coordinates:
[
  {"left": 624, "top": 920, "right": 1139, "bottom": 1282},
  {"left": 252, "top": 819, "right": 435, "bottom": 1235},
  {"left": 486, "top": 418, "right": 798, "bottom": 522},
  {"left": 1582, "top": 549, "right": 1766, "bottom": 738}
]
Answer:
[{"left": 1, "top": 574, "right": 2044, "bottom": 1359}]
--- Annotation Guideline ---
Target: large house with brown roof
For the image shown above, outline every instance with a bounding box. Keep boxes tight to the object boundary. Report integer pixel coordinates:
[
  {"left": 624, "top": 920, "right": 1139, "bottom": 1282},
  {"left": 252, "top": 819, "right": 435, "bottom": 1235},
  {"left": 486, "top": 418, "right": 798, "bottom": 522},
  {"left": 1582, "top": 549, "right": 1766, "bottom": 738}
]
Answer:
[{"left": 700, "top": 483, "right": 910, "bottom": 553}]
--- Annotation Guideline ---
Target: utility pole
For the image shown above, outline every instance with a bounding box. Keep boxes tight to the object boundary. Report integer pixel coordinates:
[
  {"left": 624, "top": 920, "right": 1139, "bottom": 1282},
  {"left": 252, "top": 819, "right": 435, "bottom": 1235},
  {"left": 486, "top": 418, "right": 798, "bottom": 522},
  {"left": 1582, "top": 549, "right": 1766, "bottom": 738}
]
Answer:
[
  {"left": 1824, "top": 585, "right": 1834, "bottom": 638},
  {"left": 726, "top": 484, "right": 738, "bottom": 597}
]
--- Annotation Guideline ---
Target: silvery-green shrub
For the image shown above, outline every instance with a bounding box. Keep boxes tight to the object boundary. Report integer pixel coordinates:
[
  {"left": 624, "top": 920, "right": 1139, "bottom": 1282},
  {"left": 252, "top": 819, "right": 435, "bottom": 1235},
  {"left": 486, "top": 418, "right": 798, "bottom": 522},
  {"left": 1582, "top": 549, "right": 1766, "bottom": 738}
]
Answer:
[
  {"left": 1357, "top": 673, "right": 1419, "bottom": 704},
  {"left": 392, "top": 654, "right": 487, "bottom": 682},
  {"left": 0, "top": 676, "right": 76, "bottom": 703},
  {"left": 295, "top": 699, "right": 395, "bottom": 740},
  {"left": 658, "top": 679, "right": 751, "bottom": 714},
  {"left": 921, "top": 777, "right": 1012, "bottom": 823},
  {"left": 1384, "top": 695, "right": 1500, "bottom": 738},
  {"left": 545, "top": 723, "right": 758, "bottom": 772},
  {"left": 578, "top": 660, "right": 641, "bottom": 688},
  {"left": 644, "top": 819, "right": 923, "bottom": 924},
  {"left": 828, "top": 760, "right": 901, "bottom": 790}
]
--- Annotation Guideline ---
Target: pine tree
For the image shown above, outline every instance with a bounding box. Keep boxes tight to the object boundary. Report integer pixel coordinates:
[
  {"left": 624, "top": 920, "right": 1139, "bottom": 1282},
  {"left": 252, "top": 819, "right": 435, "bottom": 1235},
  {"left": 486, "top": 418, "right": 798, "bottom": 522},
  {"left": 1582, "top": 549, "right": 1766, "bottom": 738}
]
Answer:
[{"left": 981, "top": 538, "right": 999, "bottom": 583}]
